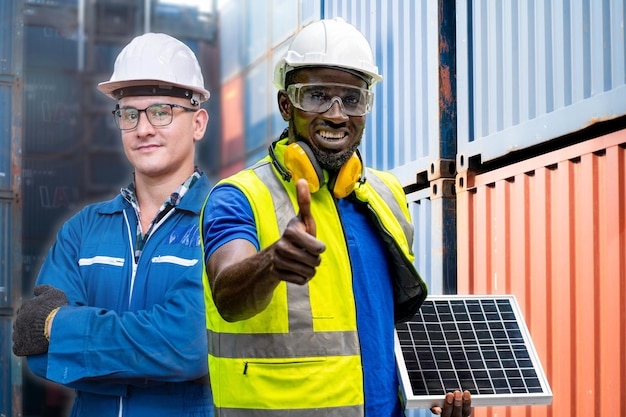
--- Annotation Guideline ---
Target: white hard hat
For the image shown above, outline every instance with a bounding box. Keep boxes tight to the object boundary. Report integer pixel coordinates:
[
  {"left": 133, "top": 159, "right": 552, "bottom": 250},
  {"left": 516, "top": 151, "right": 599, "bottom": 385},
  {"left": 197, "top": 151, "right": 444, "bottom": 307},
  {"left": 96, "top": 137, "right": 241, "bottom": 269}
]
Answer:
[
  {"left": 98, "top": 33, "right": 210, "bottom": 104},
  {"left": 273, "top": 17, "right": 382, "bottom": 90}
]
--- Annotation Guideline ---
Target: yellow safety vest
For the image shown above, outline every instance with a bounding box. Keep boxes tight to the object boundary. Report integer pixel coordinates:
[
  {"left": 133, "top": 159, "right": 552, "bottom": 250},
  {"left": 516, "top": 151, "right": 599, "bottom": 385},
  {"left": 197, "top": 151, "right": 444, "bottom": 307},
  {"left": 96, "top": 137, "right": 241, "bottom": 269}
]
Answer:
[{"left": 200, "top": 143, "right": 427, "bottom": 417}]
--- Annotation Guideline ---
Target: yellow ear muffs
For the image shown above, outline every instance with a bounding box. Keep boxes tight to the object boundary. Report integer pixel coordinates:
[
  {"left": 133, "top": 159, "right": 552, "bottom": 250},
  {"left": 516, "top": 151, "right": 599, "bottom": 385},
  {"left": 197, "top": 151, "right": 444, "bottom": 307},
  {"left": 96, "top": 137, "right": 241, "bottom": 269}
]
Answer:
[
  {"left": 283, "top": 141, "right": 363, "bottom": 198},
  {"left": 283, "top": 142, "right": 324, "bottom": 193},
  {"left": 330, "top": 152, "right": 363, "bottom": 198}
]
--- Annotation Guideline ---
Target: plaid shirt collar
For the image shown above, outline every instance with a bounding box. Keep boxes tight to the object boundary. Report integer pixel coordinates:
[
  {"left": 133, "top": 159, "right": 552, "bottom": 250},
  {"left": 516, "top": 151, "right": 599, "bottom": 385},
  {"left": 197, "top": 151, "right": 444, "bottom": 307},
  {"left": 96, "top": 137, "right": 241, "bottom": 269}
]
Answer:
[
  {"left": 121, "top": 169, "right": 202, "bottom": 261},
  {"left": 121, "top": 169, "right": 201, "bottom": 214}
]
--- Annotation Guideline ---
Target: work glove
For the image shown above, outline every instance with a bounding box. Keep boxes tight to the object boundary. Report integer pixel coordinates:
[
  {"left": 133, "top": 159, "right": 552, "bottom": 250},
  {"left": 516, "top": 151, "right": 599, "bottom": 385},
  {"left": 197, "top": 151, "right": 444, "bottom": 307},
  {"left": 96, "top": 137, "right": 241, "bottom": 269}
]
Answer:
[{"left": 12, "top": 284, "right": 68, "bottom": 356}]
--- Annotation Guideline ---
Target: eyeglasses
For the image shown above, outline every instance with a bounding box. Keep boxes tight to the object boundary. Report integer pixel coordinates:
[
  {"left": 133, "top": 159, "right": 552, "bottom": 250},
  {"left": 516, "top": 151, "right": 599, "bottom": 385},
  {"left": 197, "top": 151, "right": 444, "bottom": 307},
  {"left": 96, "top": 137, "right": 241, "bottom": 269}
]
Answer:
[
  {"left": 112, "top": 103, "right": 198, "bottom": 130},
  {"left": 286, "top": 83, "right": 374, "bottom": 116}
]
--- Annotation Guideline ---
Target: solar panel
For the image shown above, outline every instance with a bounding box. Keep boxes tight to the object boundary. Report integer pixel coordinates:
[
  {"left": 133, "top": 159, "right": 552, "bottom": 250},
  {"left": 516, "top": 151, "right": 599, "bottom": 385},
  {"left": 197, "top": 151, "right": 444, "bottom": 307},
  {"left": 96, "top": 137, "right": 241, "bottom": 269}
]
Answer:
[{"left": 395, "top": 295, "right": 552, "bottom": 408}]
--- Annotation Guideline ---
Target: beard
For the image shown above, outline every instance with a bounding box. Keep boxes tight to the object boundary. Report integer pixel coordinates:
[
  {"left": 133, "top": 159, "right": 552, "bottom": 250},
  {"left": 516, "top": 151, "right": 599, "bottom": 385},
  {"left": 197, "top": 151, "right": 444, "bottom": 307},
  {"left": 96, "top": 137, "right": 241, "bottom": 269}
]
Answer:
[{"left": 290, "top": 123, "right": 362, "bottom": 172}]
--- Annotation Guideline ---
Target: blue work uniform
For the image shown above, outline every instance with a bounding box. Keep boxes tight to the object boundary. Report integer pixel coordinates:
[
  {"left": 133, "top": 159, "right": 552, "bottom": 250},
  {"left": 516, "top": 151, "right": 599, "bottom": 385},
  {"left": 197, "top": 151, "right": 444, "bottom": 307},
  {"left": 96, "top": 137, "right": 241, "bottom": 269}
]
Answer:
[{"left": 27, "top": 173, "right": 214, "bottom": 417}]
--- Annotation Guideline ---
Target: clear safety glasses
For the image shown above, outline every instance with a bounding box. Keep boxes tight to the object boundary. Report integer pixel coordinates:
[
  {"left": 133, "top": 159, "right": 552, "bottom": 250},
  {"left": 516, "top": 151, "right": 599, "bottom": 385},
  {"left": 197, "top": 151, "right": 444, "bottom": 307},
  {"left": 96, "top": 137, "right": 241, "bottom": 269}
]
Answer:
[
  {"left": 286, "top": 83, "right": 374, "bottom": 116},
  {"left": 112, "top": 103, "right": 198, "bottom": 130}
]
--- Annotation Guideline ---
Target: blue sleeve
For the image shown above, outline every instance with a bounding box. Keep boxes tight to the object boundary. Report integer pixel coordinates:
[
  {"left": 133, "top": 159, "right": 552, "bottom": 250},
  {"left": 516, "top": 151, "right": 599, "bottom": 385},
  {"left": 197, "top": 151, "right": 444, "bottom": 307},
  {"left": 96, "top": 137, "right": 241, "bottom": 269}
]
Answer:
[
  {"left": 202, "top": 183, "right": 260, "bottom": 266},
  {"left": 27, "top": 355, "right": 127, "bottom": 396},
  {"left": 44, "top": 275, "right": 207, "bottom": 387},
  {"left": 27, "top": 206, "right": 208, "bottom": 391}
]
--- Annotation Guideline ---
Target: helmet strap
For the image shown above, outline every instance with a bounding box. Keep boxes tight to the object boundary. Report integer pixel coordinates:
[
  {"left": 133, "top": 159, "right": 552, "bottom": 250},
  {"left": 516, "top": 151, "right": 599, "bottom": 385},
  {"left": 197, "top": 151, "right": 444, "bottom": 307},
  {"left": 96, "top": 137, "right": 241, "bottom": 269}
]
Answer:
[
  {"left": 284, "top": 66, "right": 372, "bottom": 89},
  {"left": 113, "top": 85, "right": 199, "bottom": 105}
]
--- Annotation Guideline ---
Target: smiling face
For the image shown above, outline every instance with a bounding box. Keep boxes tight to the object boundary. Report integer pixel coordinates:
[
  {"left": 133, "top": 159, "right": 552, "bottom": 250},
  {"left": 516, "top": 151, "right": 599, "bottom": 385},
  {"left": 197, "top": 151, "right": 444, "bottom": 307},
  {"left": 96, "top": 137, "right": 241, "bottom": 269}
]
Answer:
[
  {"left": 278, "top": 67, "right": 369, "bottom": 171},
  {"left": 117, "top": 95, "right": 208, "bottom": 184}
]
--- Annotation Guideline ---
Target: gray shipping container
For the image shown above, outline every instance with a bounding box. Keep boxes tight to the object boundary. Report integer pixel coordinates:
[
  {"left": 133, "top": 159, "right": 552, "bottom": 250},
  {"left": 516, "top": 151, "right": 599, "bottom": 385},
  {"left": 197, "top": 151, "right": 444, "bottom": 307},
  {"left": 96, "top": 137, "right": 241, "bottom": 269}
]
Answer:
[{"left": 0, "top": 0, "right": 23, "bottom": 416}]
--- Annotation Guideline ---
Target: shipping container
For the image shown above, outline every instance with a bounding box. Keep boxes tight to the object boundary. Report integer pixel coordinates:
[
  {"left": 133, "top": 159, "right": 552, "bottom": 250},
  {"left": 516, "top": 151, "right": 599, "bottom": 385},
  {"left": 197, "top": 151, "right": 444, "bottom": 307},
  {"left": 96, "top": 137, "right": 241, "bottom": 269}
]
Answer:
[
  {"left": 244, "top": 58, "right": 271, "bottom": 155},
  {"left": 23, "top": 68, "right": 81, "bottom": 154},
  {"left": 24, "top": 25, "right": 78, "bottom": 71},
  {"left": 0, "top": 0, "right": 23, "bottom": 415},
  {"left": 220, "top": 76, "right": 245, "bottom": 170},
  {"left": 195, "top": 39, "right": 222, "bottom": 180},
  {"left": 218, "top": 0, "right": 245, "bottom": 82},
  {"left": 456, "top": 127, "right": 626, "bottom": 417},
  {"left": 456, "top": 0, "right": 626, "bottom": 169},
  {"left": 151, "top": 0, "right": 217, "bottom": 42}
]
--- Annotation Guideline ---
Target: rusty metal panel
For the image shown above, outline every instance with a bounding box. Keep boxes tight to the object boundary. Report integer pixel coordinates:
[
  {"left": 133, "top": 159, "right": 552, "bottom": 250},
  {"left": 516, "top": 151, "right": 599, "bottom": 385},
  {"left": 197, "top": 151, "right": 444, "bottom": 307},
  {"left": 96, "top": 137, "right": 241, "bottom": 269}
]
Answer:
[
  {"left": 219, "top": 75, "right": 246, "bottom": 178},
  {"left": 456, "top": 129, "right": 626, "bottom": 417},
  {"left": 221, "top": 76, "right": 244, "bottom": 164},
  {"left": 457, "top": 0, "right": 626, "bottom": 169}
]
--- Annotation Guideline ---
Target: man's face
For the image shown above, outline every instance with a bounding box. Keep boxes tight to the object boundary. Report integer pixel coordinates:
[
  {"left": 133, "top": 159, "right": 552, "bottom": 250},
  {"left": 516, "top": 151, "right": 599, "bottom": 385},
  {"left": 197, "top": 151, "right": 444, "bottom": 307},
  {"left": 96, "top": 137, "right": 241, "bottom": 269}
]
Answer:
[
  {"left": 279, "top": 67, "right": 369, "bottom": 171},
  {"left": 117, "top": 95, "right": 207, "bottom": 181}
]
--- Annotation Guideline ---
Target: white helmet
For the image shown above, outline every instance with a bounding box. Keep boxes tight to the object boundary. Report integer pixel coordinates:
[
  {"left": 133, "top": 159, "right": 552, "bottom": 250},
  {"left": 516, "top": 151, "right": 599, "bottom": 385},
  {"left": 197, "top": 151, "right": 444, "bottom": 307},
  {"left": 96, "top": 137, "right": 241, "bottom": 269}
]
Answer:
[
  {"left": 273, "top": 17, "right": 382, "bottom": 90},
  {"left": 98, "top": 33, "right": 210, "bottom": 104}
]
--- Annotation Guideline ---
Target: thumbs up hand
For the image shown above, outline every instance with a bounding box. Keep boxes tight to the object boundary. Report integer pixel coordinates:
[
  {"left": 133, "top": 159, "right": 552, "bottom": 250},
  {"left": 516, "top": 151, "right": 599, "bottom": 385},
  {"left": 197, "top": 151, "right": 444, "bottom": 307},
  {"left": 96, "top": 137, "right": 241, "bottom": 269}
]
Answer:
[
  {"left": 270, "top": 179, "right": 326, "bottom": 285},
  {"left": 296, "top": 177, "right": 316, "bottom": 237}
]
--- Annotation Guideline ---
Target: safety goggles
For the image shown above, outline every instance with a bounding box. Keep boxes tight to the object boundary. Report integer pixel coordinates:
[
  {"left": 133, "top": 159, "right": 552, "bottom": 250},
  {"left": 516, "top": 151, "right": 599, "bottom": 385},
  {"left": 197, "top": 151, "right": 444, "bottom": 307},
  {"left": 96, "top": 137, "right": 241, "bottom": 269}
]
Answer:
[
  {"left": 286, "top": 83, "right": 374, "bottom": 116},
  {"left": 112, "top": 103, "right": 197, "bottom": 130}
]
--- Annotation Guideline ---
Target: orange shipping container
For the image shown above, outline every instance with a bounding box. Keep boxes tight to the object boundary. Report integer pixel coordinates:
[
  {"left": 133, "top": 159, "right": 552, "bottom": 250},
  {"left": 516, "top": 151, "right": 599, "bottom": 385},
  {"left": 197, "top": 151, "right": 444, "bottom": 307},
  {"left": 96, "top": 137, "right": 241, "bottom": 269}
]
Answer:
[
  {"left": 456, "top": 129, "right": 626, "bottom": 417},
  {"left": 219, "top": 76, "right": 246, "bottom": 179}
]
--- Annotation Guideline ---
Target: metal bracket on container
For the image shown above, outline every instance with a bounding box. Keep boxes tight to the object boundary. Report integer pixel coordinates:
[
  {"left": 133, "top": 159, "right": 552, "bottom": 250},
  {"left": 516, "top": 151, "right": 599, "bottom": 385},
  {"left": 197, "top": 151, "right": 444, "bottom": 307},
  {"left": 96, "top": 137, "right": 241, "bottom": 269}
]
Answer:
[
  {"left": 455, "top": 170, "right": 476, "bottom": 193},
  {"left": 430, "top": 178, "right": 456, "bottom": 200},
  {"left": 428, "top": 158, "right": 456, "bottom": 181}
]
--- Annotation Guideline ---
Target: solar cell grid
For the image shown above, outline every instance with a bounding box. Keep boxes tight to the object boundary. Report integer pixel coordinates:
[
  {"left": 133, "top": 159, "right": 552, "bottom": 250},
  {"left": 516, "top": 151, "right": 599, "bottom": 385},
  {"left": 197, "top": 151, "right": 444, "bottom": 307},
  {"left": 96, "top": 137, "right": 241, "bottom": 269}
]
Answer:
[{"left": 395, "top": 295, "right": 552, "bottom": 408}]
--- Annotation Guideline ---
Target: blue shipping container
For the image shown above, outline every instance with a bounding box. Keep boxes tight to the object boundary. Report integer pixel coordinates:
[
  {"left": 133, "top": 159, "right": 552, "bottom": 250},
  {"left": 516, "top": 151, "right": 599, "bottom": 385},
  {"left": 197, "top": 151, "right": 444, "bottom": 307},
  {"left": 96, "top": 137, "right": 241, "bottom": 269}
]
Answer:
[{"left": 456, "top": 0, "right": 626, "bottom": 169}]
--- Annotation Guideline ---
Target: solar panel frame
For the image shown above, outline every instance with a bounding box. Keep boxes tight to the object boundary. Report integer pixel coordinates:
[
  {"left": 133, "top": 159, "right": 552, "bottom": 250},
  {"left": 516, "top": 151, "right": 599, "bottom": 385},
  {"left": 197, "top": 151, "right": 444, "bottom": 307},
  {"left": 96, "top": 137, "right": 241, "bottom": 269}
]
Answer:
[{"left": 395, "top": 294, "right": 552, "bottom": 408}]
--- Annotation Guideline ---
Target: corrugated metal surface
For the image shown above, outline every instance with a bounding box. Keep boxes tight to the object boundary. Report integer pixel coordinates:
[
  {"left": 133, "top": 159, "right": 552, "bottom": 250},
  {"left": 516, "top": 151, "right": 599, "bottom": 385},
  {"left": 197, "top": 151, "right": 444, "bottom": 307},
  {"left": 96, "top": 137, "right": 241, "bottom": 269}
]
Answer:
[
  {"left": 24, "top": 25, "right": 77, "bottom": 71},
  {"left": 407, "top": 182, "right": 457, "bottom": 297},
  {"left": 324, "top": 0, "right": 441, "bottom": 187},
  {"left": 218, "top": 0, "right": 245, "bottom": 82},
  {"left": 23, "top": 68, "right": 81, "bottom": 154},
  {"left": 456, "top": 129, "right": 626, "bottom": 417},
  {"left": 407, "top": 189, "right": 435, "bottom": 290},
  {"left": 195, "top": 40, "right": 222, "bottom": 180},
  {"left": 1, "top": 0, "right": 23, "bottom": 415},
  {"left": 21, "top": 157, "right": 81, "bottom": 241},
  {"left": 457, "top": 0, "right": 626, "bottom": 168},
  {"left": 0, "top": 85, "right": 11, "bottom": 192},
  {"left": 219, "top": 75, "right": 246, "bottom": 179},
  {"left": 244, "top": 58, "right": 270, "bottom": 155}
]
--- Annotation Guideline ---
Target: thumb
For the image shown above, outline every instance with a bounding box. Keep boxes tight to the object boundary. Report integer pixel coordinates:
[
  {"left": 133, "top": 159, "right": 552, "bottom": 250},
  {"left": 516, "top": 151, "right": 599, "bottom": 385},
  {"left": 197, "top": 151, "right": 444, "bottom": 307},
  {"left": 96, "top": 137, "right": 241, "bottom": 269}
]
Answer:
[{"left": 296, "top": 178, "right": 316, "bottom": 237}]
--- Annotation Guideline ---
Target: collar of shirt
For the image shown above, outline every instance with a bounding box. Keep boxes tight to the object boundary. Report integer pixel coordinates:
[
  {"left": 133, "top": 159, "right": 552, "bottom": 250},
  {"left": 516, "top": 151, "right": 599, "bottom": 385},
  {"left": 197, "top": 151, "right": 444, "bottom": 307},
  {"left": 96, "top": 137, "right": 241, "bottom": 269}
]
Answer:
[
  {"left": 121, "top": 169, "right": 202, "bottom": 261},
  {"left": 121, "top": 169, "right": 201, "bottom": 215}
]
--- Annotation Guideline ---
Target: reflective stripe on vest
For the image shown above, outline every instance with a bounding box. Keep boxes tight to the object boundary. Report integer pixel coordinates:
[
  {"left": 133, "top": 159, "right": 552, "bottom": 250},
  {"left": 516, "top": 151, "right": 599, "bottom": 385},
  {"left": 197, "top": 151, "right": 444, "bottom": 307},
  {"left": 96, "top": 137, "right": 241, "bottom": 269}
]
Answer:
[
  {"left": 255, "top": 161, "right": 314, "bottom": 332},
  {"left": 216, "top": 405, "right": 364, "bottom": 417}
]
